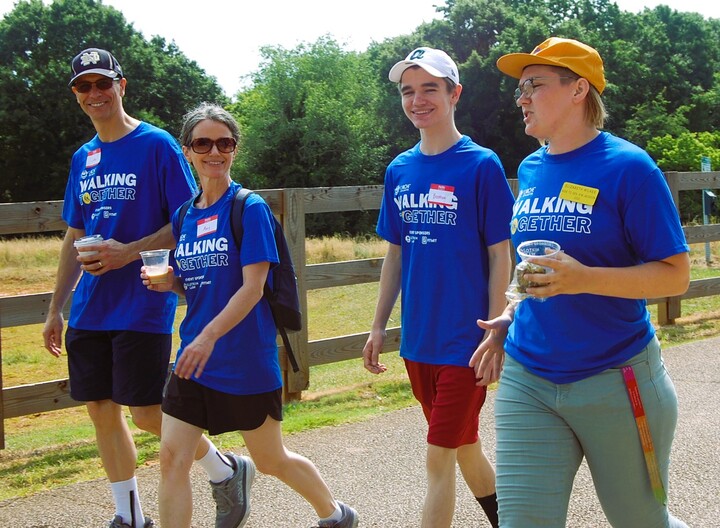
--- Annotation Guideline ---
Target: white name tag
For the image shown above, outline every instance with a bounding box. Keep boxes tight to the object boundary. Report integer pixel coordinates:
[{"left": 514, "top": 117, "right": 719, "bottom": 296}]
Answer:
[
  {"left": 86, "top": 148, "right": 101, "bottom": 168},
  {"left": 428, "top": 183, "right": 455, "bottom": 206},
  {"left": 197, "top": 215, "right": 218, "bottom": 237}
]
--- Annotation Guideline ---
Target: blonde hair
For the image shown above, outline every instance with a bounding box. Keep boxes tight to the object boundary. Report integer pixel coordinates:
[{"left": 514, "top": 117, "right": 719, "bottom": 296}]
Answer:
[{"left": 584, "top": 86, "right": 607, "bottom": 129}]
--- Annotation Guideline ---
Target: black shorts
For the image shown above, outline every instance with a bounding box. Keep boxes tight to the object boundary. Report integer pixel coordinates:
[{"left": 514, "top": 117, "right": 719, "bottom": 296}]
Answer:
[
  {"left": 162, "top": 374, "right": 283, "bottom": 436},
  {"left": 65, "top": 327, "right": 171, "bottom": 406}
]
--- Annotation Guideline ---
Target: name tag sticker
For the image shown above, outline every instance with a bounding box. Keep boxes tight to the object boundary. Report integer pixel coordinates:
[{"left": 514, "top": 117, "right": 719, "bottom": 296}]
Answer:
[
  {"left": 559, "top": 182, "right": 599, "bottom": 206},
  {"left": 86, "top": 148, "right": 101, "bottom": 168},
  {"left": 428, "top": 183, "right": 455, "bottom": 206},
  {"left": 197, "top": 215, "right": 218, "bottom": 238}
]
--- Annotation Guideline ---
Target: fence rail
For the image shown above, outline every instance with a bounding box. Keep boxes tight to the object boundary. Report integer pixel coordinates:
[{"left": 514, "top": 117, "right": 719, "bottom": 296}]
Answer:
[{"left": 2, "top": 173, "right": 720, "bottom": 448}]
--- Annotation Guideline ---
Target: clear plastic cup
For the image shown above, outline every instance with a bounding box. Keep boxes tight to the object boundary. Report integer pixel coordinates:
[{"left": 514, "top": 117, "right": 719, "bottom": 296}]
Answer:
[
  {"left": 140, "top": 249, "right": 171, "bottom": 284},
  {"left": 513, "top": 240, "right": 561, "bottom": 302},
  {"left": 517, "top": 239, "right": 561, "bottom": 263},
  {"left": 73, "top": 234, "right": 103, "bottom": 257}
]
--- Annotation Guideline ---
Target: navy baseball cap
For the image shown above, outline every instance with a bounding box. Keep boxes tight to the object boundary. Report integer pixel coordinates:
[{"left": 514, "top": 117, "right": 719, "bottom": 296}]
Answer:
[{"left": 68, "top": 48, "right": 123, "bottom": 86}]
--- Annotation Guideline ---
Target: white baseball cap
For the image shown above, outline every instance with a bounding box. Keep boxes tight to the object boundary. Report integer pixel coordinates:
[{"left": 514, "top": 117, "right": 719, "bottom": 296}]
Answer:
[{"left": 388, "top": 47, "right": 459, "bottom": 84}]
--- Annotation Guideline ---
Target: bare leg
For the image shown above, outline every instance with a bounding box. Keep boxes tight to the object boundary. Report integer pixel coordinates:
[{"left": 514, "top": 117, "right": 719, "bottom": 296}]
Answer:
[
  {"left": 421, "top": 444, "right": 457, "bottom": 528},
  {"left": 243, "top": 416, "right": 337, "bottom": 518},
  {"left": 457, "top": 438, "right": 496, "bottom": 498},
  {"left": 87, "top": 400, "right": 139, "bottom": 482},
  {"left": 157, "top": 413, "right": 205, "bottom": 528}
]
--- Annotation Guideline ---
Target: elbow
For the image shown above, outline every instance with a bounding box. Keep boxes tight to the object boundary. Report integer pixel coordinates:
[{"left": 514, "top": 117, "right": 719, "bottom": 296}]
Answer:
[{"left": 667, "top": 253, "right": 691, "bottom": 296}]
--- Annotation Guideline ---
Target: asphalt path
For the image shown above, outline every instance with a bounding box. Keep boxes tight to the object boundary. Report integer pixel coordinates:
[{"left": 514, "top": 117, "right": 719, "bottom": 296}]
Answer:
[{"left": 1, "top": 337, "right": 718, "bottom": 527}]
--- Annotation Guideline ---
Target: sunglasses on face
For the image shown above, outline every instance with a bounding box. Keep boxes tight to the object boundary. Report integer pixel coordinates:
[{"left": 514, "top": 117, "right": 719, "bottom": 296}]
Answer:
[
  {"left": 72, "top": 78, "right": 120, "bottom": 93},
  {"left": 188, "top": 137, "right": 237, "bottom": 154}
]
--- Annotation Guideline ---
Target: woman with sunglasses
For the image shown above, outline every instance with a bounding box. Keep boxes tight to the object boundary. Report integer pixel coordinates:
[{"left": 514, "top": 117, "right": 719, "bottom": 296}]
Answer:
[
  {"left": 143, "top": 102, "right": 358, "bottom": 528},
  {"left": 470, "top": 38, "right": 690, "bottom": 527}
]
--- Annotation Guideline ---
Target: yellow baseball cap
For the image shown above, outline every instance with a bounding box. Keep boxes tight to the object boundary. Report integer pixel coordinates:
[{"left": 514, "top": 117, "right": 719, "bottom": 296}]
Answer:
[{"left": 496, "top": 37, "right": 606, "bottom": 94}]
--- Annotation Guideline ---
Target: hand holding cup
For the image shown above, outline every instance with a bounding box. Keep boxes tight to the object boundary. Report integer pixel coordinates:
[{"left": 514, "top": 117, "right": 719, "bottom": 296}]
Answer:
[{"left": 140, "top": 249, "right": 171, "bottom": 285}]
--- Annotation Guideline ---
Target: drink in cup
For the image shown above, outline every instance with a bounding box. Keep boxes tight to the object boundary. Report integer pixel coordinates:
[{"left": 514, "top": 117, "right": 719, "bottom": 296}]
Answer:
[
  {"left": 140, "top": 249, "right": 171, "bottom": 284},
  {"left": 514, "top": 240, "right": 561, "bottom": 299},
  {"left": 73, "top": 234, "right": 103, "bottom": 258}
]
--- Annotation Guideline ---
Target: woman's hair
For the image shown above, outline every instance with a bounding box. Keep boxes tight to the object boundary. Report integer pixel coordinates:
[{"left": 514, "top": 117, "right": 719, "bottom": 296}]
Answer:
[
  {"left": 584, "top": 86, "right": 607, "bottom": 129},
  {"left": 550, "top": 65, "right": 607, "bottom": 128},
  {"left": 179, "top": 102, "right": 240, "bottom": 146}
]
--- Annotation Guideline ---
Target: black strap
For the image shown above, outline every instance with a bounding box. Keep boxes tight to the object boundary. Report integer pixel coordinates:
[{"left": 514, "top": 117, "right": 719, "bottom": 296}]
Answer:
[{"left": 232, "top": 187, "right": 300, "bottom": 373}]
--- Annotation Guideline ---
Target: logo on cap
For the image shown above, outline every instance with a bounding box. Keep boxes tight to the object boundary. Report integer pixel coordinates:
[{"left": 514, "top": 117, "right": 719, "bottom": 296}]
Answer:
[{"left": 80, "top": 51, "right": 102, "bottom": 67}]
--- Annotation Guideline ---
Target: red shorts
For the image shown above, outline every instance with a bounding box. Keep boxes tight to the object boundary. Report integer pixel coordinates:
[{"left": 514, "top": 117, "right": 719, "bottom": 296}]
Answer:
[{"left": 404, "top": 359, "right": 488, "bottom": 448}]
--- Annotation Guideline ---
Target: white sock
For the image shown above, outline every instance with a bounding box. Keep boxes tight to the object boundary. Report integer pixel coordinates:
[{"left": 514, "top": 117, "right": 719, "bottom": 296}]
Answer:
[
  {"left": 198, "top": 445, "right": 234, "bottom": 483},
  {"left": 319, "top": 501, "right": 342, "bottom": 523},
  {"left": 111, "top": 477, "right": 145, "bottom": 528}
]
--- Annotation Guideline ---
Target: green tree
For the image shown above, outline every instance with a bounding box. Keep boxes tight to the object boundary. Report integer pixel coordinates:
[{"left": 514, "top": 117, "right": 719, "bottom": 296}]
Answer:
[
  {"left": 0, "top": 0, "right": 225, "bottom": 202},
  {"left": 230, "top": 37, "right": 389, "bottom": 234},
  {"left": 647, "top": 131, "right": 720, "bottom": 222}
]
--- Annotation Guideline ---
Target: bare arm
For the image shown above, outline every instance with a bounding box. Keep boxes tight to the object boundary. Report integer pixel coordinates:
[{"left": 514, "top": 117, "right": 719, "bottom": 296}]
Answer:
[
  {"left": 363, "top": 242, "right": 402, "bottom": 374},
  {"left": 42, "top": 227, "right": 84, "bottom": 357},
  {"left": 81, "top": 223, "right": 177, "bottom": 276},
  {"left": 525, "top": 251, "right": 690, "bottom": 299},
  {"left": 173, "top": 261, "right": 270, "bottom": 379},
  {"left": 470, "top": 239, "right": 512, "bottom": 385}
]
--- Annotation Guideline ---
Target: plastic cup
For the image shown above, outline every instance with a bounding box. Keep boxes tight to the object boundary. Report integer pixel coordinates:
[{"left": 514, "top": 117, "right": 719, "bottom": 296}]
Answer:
[
  {"left": 73, "top": 234, "right": 103, "bottom": 257},
  {"left": 140, "top": 249, "right": 171, "bottom": 284},
  {"left": 517, "top": 239, "right": 561, "bottom": 264},
  {"left": 514, "top": 240, "right": 561, "bottom": 302}
]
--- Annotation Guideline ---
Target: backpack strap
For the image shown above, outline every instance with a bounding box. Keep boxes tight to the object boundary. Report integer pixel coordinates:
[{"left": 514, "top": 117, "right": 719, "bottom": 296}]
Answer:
[
  {"left": 176, "top": 194, "right": 197, "bottom": 234},
  {"left": 230, "top": 187, "right": 300, "bottom": 373}
]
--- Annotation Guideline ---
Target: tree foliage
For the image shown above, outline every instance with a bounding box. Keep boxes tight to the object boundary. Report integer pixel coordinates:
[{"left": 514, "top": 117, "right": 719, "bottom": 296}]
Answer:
[
  {"left": 3, "top": 0, "right": 720, "bottom": 234},
  {"left": 0, "top": 0, "right": 225, "bottom": 202},
  {"left": 229, "top": 38, "right": 389, "bottom": 234}
]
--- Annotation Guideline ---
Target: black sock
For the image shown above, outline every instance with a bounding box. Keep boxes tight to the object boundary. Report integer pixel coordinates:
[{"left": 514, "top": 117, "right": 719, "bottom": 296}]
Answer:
[{"left": 476, "top": 493, "right": 499, "bottom": 528}]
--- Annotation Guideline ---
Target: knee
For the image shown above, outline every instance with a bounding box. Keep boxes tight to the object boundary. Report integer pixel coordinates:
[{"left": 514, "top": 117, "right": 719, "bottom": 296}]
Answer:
[
  {"left": 129, "top": 406, "right": 162, "bottom": 435},
  {"left": 251, "top": 451, "right": 286, "bottom": 477},
  {"left": 86, "top": 400, "right": 122, "bottom": 430},
  {"left": 159, "top": 443, "right": 193, "bottom": 478}
]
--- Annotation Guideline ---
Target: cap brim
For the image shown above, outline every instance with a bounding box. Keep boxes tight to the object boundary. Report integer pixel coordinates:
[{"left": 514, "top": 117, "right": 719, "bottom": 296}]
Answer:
[
  {"left": 388, "top": 60, "right": 448, "bottom": 83},
  {"left": 68, "top": 69, "right": 120, "bottom": 87},
  {"left": 496, "top": 53, "right": 566, "bottom": 79}
]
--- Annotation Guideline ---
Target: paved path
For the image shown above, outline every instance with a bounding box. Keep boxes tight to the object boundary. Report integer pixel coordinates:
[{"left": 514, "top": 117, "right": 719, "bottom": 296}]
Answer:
[{"left": 1, "top": 337, "right": 718, "bottom": 527}]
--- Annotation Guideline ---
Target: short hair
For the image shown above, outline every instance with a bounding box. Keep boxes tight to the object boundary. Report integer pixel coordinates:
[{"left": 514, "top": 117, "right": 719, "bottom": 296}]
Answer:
[
  {"left": 179, "top": 102, "right": 240, "bottom": 147},
  {"left": 397, "top": 65, "right": 457, "bottom": 94},
  {"left": 548, "top": 66, "right": 607, "bottom": 128}
]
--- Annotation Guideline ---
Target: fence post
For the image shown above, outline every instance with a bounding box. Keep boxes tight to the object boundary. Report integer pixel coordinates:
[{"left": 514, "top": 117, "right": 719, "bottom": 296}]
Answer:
[
  {"left": 281, "top": 188, "right": 309, "bottom": 400},
  {"left": 0, "top": 320, "right": 5, "bottom": 449},
  {"left": 656, "top": 171, "right": 682, "bottom": 325}
]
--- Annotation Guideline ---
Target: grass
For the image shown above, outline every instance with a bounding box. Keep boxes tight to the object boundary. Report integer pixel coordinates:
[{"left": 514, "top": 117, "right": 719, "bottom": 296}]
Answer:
[{"left": 2, "top": 235, "right": 720, "bottom": 500}]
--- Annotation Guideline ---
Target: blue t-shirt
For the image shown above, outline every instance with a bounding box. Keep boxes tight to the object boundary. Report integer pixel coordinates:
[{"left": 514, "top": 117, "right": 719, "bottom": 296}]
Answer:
[
  {"left": 63, "top": 121, "right": 197, "bottom": 333},
  {"left": 172, "top": 182, "right": 282, "bottom": 395},
  {"left": 506, "top": 132, "right": 689, "bottom": 383},
  {"left": 377, "top": 135, "right": 514, "bottom": 366}
]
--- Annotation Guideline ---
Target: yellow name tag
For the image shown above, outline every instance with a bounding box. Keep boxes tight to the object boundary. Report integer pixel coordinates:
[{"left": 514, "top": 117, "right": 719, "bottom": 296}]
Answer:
[{"left": 559, "top": 182, "right": 599, "bottom": 206}]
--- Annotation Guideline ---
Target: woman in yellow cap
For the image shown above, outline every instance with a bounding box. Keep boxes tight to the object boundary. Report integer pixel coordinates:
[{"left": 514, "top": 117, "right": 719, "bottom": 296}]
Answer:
[{"left": 471, "top": 37, "right": 690, "bottom": 527}]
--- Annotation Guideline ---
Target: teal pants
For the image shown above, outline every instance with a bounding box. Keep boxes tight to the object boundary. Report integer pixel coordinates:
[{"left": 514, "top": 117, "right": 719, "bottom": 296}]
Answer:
[{"left": 495, "top": 337, "right": 688, "bottom": 528}]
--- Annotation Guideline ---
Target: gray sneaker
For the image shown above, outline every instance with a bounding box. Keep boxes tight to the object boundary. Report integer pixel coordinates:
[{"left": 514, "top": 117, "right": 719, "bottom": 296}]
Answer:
[
  {"left": 315, "top": 501, "right": 359, "bottom": 527},
  {"left": 107, "top": 515, "right": 154, "bottom": 528},
  {"left": 210, "top": 453, "right": 256, "bottom": 528}
]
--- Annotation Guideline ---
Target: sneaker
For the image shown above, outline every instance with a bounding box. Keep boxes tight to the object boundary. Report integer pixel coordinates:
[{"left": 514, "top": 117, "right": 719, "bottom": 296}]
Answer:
[
  {"left": 107, "top": 515, "right": 154, "bottom": 528},
  {"left": 314, "top": 501, "right": 359, "bottom": 527},
  {"left": 210, "top": 453, "right": 256, "bottom": 528}
]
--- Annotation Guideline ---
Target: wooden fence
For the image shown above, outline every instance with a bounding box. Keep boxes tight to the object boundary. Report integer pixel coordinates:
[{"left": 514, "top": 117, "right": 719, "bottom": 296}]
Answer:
[{"left": 1, "top": 173, "right": 720, "bottom": 449}]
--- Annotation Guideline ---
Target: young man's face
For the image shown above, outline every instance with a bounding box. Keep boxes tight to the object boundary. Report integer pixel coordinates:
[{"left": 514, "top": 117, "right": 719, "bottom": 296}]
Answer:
[{"left": 399, "top": 67, "right": 460, "bottom": 131}]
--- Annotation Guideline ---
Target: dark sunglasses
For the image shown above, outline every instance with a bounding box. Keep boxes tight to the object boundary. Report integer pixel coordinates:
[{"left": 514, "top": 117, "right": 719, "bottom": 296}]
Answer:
[
  {"left": 189, "top": 137, "right": 237, "bottom": 154},
  {"left": 72, "top": 78, "right": 120, "bottom": 93}
]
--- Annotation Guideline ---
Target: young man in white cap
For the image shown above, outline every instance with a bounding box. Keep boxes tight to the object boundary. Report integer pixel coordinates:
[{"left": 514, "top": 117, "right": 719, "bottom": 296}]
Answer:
[
  {"left": 363, "top": 47, "right": 514, "bottom": 528},
  {"left": 43, "top": 48, "right": 254, "bottom": 528}
]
